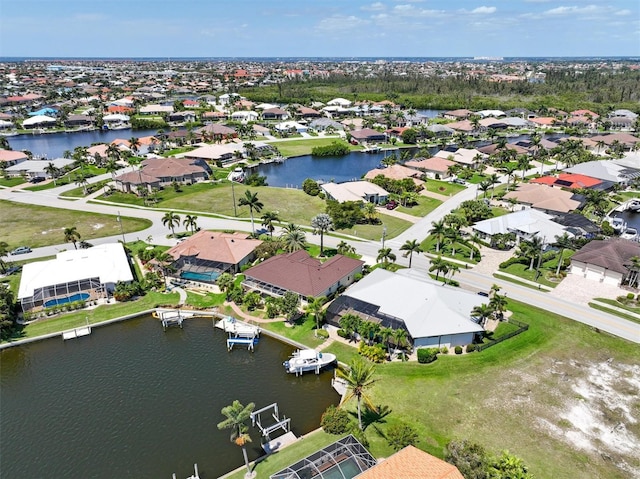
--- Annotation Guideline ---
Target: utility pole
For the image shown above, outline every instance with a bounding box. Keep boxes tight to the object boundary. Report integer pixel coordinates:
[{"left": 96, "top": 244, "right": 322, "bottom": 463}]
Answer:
[
  {"left": 231, "top": 180, "right": 237, "bottom": 217},
  {"left": 381, "top": 225, "right": 387, "bottom": 250},
  {"left": 117, "top": 211, "right": 126, "bottom": 243}
]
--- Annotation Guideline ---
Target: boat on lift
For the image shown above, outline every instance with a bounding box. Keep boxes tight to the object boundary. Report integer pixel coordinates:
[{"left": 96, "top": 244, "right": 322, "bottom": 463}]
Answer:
[{"left": 283, "top": 349, "right": 336, "bottom": 375}]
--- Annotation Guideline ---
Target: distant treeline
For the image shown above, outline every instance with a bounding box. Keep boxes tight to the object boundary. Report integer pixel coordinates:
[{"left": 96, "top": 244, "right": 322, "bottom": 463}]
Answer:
[{"left": 240, "top": 68, "right": 640, "bottom": 114}]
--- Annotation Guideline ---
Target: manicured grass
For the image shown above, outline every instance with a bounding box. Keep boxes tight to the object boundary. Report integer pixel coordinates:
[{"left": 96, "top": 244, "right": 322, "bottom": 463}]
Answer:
[
  {"left": 395, "top": 196, "right": 442, "bottom": 217},
  {"left": 260, "top": 315, "right": 326, "bottom": 349},
  {"left": 60, "top": 179, "right": 112, "bottom": 198},
  {"left": 336, "top": 216, "right": 412, "bottom": 242},
  {"left": 322, "top": 341, "right": 360, "bottom": 365},
  {"left": 100, "top": 181, "right": 221, "bottom": 208},
  {"left": 23, "top": 166, "right": 107, "bottom": 192},
  {"left": 224, "top": 430, "right": 338, "bottom": 479},
  {"left": 498, "top": 262, "right": 559, "bottom": 288},
  {"left": 0, "top": 200, "right": 153, "bottom": 249},
  {"left": 268, "top": 138, "right": 361, "bottom": 157},
  {"left": 5, "top": 291, "right": 180, "bottom": 342},
  {"left": 420, "top": 236, "right": 480, "bottom": 264},
  {"left": 0, "top": 177, "right": 25, "bottom": 187},
  {"left": 184, "top": 291, "right": 226, "bottom": 309},
  {"left": 591, "top": 298, "right": 640, "bottom": 324},
  {"left": 424, "top": 180, "right": 465, "bottom": 196},
  {"left": 491, "top": 206, "right": 510, "bottom": 217}
]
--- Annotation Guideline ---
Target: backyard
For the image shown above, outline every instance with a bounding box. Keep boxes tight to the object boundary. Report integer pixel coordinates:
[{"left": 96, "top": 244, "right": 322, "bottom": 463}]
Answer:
[{"left": 268, "top": 137, "right": 361, "bottom": 157}]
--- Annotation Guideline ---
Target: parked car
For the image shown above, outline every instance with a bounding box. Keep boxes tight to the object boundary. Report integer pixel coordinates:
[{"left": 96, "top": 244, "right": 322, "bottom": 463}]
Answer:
[
  {"left": 452, "top": 178, "right": 466, "bottom": 185},
  {"left": 10, "top": 246, "right": 31, "bottom": 255},
  {"left": 386, "top": 200, "right": 398, "bottom": 210},
  {"left": 29, "top": 177, "right": 45, "bottom": 184}
]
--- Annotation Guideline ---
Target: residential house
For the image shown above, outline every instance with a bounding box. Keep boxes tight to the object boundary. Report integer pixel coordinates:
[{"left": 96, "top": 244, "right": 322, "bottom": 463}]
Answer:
[
  {"left": 364, "top": 164, "right": 424, "bottom": 187},
  {"left": 434, "top": 147, "right": 486, "bottom": 167},
  {"left": 443, "top": 109, "right": 473, "bottom": 120},
  {"left": 165, "top": 231, "right": 262, "bottom": 280},
  {"left": 326, "top": 269, "right": 485, "bottom": 349},
  {"left": 168, "top": 110, "right": 197, "bottom": 123},
  {"left": 356, "top": 445, "right": 465, "bottom": 479},
  {"left": 4, "top": 158, "right": 74, "bottom": 179},
  {"left": 405, "top": 156, "right": 456, "bottom": 179},
  {"left": 0, "top": 149, "right": 28, "bottom": 168},
  {"left": 570, "top": 238, "right": 640, "bottom": 286},
  {"left": 114, "top": 157, "right": 209, "bottom": 194},
  {"left": 261, "top": 107, "right": 289, "bottom": 120},
  {"left": 564, "top": 160, "right": 640, "bottom": 186},
  {"left": 196, "top": 123, "right": 237, "bottom": 141},
  {"left": 64, "top": 114, "right": 94, "bottom": 128},
  {"left": 472, "top": 209, "right": 572, "bottom": 246},
  {"left": 275, "top": 121, "right": 308, "bottom": 133},
  {"left": 321, "top": 180, "right": 389, "bottom": 204},
  {"left": 22, "top": 115, "right": 56, "bottom": 129},
  {"left": 309, "top": 118, "right": 344, "bottom": 132},
  {"left": 139, "top": 104, "right": 174, "bottom": 115},
  {"left": 530, "top": 173, "right": 607, "bottom": 190},
  {"left": 243, "top": 250, "right": 364, "bottom": 300},
  {"left": 503, "top": 183, "right": 583, "bottom": 214},
  {"left": 350, "top": 128, "right": 386, "bottom": 144}
]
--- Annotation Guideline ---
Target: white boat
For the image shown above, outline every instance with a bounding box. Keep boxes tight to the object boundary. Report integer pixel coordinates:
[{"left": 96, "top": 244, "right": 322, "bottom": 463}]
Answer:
[
  {"left": 283, "top": 349, "right": 336, "bottom": 375},
  {"left": 229, "top": 167, "right": 245, "bottom": 182},
  {"left": 611, "top": 217, "right": 627, "bottom": 232},
  {"left": 621, "top": 227, "right": 638, "bottom": 241},
  {"left": 628, "top": 199, "right": 640, "bottom": 212}
]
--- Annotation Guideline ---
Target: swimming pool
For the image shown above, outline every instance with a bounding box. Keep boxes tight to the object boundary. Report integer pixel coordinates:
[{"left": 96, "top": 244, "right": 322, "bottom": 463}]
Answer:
[
  {"left": 180, "top": 270, "right": 220, "bottom": 282},
  {"left": 44, "top": 293, "right": 90, "bottom": 308}
]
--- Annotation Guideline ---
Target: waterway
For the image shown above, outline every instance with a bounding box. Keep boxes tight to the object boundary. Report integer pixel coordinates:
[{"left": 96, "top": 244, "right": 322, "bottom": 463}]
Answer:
[
  {"left": 0, "top": 316, "right": 339, "bottom": 479},
  {"left": 5, "top": 128, "right": 158, "bottom": 159}
]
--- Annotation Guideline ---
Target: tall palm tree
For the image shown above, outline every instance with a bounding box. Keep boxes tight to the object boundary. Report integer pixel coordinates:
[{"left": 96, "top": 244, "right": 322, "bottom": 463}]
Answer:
[
  {"left": 128, "top": 137, "right": 141, "bottom": 155},
  {"left": 280, "top": 224, "right": 307, "bottom": 252},
  {"left": 63, "top": 226, "right": 81, "bottom": 249},
  {"left": 445, "top": 228, "right": 463, "bottom": 257},
  {"left": 478, "top": 180, "right": 492, "bottom": 199},
  {"left": 337, "top": 240, "right": 356, "bottom": 256},
  {"left": 311, "top": 213, "right": 334, "bottom": 256},
  {"left": 74, "top": 173, "right": 89, "bottom": 196},
  {"left": 162, "top": 211, "right": 181, "bottom": 237},
  {"left": 517, "top": 155, "right": 530, "bottom": 180},
  {"left": 260, "top": 211, "right": 280, "bottom": 237},
  {"left": 44, "top": 162, "right": 60, "bottom": 185},
  {"left": 217, "top": 400, "right": 255, "bottom": 476},
  {"left": 429, "top": 256, "right": 449, "bottom": 280},
  {"left": 472, "top": 303, "right": 493, "bottom": 327},
  {"left": 362, "top": 202, "right": 378, "bottom": 224},
  {"left": 305, "top": 296, "right": 327, "bottom": 335},
  {"left": 104, "top": 158, "right": 119, "bottom": 180},
  {"left": 106, "top": 143, "right": 121, "bottom": 163},
  {"left": 399, "top": 239, "right": 423, "bottom": 268},
  {"left": 376, "top": 247, "right": 396, "bottom": 265},
  {"left": 183, "top": 214, "right": 198, "bottom": 235},
  {"left": 238, "top": 190, "right": 264, "bottom": 235},
  {"left": 625, "top": 256, "right": 640, "bottom": 288},
  {"left": 518, "top": 236, "right": 544, "bottom": 271},
  {"left": 429, "top": 219, "right": 446, "bottom": 253},
  {"left": 489, "top": 293, "right": 508, "bottom": 321},
  {"left": 553, "top": 233, "right": 573, "bottom": 276},
  {"left": 337, "top": 357, "right": 378, "bottom": 431},
  {"left": 392, "top": 328, "right": 408, "bottom": 352},
  {"left": 378, "top": 326, "right": 394, "bottom": 358}
]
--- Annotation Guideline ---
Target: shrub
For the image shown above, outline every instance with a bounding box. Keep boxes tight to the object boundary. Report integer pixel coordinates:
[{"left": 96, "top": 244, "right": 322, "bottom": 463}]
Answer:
[
  {"left": 302, "top": 178, "right": 321, "bottom": 196},
  {"left": 440, "top": 346, "right": 449, "bottom": 354},
  {"left": 311, "top": 141, "right": 350, "bottom": 157},
  {"left": 417, "top": 348, "right": 439, "bottom": 364},
  {"left": 455, "top": 345, "right": 463, "bottom": 355},
  {"left": 320, "top": 405, "right": 352, "bottom": 435},
  {"left": 358, "top": 342, "right": 387, "bottom": 363},
  {"left": 337, "top": 329, "right": 349, "bottom": 338},
  {"left": 316, "top": 329, "right": 329, "bottom": 339},
  {"left": 466, "top": 344, "right": 476, "bottom": 353},
  {"left": 627, "top": 292, "right": 635, "bottom": 300},
  {"left": 386, "top": 422, "right": 419, "bottom": 450}
]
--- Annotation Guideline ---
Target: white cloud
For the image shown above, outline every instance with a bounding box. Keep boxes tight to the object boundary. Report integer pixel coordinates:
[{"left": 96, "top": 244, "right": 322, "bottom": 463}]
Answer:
[
  {"left": 544, "top": 5, "right": 600, "bottom": 16},
  {"left": 361, "top": 2, "right": 386, "bottom": 11},
  {"left": 471, "top": 6, "right": 496, "bottom": 14},
  {"left": 392, "top": 4, "right": 446, "bottom": 17},
  {"left": 316, "top": 15, "right": 370, "bottom": 31},
  {"left": 615, "top": 9, "right": 631, "bottom": 16}
]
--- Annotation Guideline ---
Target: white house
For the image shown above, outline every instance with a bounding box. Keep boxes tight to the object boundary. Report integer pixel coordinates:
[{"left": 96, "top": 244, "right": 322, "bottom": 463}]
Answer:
[
  {"left": 327, "top": 98, "right": 352, "bottom": 107},
  {"left": 321, "top": 181, "right": 389, "bottom": 204},
  {"left": 4, "top": 158, "right": 75, "bottom": 179},
  {"left": 275, "top": 121, "right": 308, "bottom": 133},
  {"left": 473, "top": 209, "right": 571, "bottom": 245},
  {"left": 326, "top": 269, "right": 485, "bottom": 349},
  {"left": 18, "top": 243, "right": 134, "bottom": 311}
]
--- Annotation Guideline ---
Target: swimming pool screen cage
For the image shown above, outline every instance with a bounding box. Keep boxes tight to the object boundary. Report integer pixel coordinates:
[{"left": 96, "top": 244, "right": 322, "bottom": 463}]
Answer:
[
  {"left": 20, "top": 276, "right": 103, "bottom": 311},
  {"left": 174, "top": 257, "right": 231, "bottom": 276},
  {"left": 270, "top": 434, "right": 377, "bottom": 479}
]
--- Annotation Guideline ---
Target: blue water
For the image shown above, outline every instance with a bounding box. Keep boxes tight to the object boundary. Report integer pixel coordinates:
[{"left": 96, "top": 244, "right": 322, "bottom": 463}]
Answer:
[
  {"left": 6, "top": 128, "right": 158, "bottom": 159},
  {"left": 44, "top": 292, "right": 90, "bottom": 308},
  {"left": 180, "top": 270, "right": 220, "bottom": 282}
]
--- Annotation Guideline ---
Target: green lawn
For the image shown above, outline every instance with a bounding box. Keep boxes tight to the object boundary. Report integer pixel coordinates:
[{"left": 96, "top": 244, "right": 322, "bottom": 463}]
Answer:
[
  {"left": 4, "top": 291, "right": 180, "bottom": 342},
  {"left": 0, "top": 177, "right": 25, "bottom": 187},
  {"left": 498, "top": 261, "right": 560, "bottom": 288},
  {"left": 424, "top": 180, "right": 465, "bottom": 196},
  {"left": 268, "top": 138, "right": 361, "bottom": 157},
  {"left": 60, "top": 179, "right": 112, "bottom": 198},
  {"left": 23, "top": 166, "right": 107, "bottom": 192},
  {"left": 420, "top": 235, "right": 480, "bottom": 264},
  {"left": 395, "top": 196, "right": 442, "bottom": 217},
  {"left": 184, "top": 291, "right": 226, "bottom": 309},
  {"left": 0, "top": 200, "right": 153, "bottom": 249},
  {"left": 336, "top": 216, "right": 412, "bottom": 241},
  {"left": 322, "top": 341, "right": 360, "bottom": 365},
  {"left": 260, "top": 315, "right": 326, "bottom": 349}
]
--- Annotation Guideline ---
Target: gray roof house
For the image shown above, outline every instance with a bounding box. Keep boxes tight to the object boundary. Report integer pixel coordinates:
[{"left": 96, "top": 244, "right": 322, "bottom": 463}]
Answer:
[
  {"left": 570, "top": 238, "right": 640, "bottom": 286},
  {"left": 326, "top": 268, "right": 484, "bottom": 349},
  {"left": 565, "top": 160, "right": 640, "bottom": 185}
]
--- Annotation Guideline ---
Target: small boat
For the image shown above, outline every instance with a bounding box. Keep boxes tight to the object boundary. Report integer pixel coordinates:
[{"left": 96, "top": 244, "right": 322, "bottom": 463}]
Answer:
[
  {"left": 621, "top": 227, "right": 638, "bottom": 241},
  {"left": 283, "top": 349, "right": 336, "bottom": 375},
  {"left": 229, "top": 167, "right": 245, "bottom": 182},
  {"left": 611, "top": 217, "right": 627, "bottom": 232},
  {"left": 628, "top": 199, "right": 640, "bottom": 212}
]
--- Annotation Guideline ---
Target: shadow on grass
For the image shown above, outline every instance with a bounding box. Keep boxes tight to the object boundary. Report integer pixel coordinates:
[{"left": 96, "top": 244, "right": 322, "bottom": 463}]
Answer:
[{"left": 350, "top": 404, "right": 392, "bottom": 431}]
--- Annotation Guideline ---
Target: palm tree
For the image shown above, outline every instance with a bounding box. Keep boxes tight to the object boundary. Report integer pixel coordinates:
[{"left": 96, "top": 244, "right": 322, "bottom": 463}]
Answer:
[
  {"left": 429, "top": 256, "right": 449, "bottom": 280},
  {"left": 217, "top": 400, "right": 255, "bottom": 476},
  {"left": 553, "top": 232, "right": 573, "bottom": 276},
  {"left": 63, "top": 226, "right": 81, "bottom": 249},
  {"left": 305, "top": 296, "right": 327, "bottom": 336},
  {"left": 260, "top": 211, "right": 280, "bottom": 237},
  {"left": 429, "top": 219, "right": 446, "bottom": 253},
  {"left": 162, "top": 211, "right": 181, "bottom": 237},
  {"left": 337, "top": 357, "right": 378, "bottom": 431},
  {"left": 518, "top": 236, "right": 544, "bottom": 271},
  {"left": 128, "top": 137, "right": 141, "bottom": 155},
  {"left": 376, "top": 247, "right": 396, "bottom": 265},
  {"left": 337, "top": 240, "right": 356, "bottom": 256},
  {"left": 362, "top": 202, "right": 379, "bottom": 224},
  {"left": 489, "top": 293, "right": 508, "bottom": 320},
  {"left": 478, "top": 180, "right": 492, "bottom": 199},
  {"left": 280, "top": 224, "right": 307, "bottom": 252},
  {"left": 379, "top": 326, "right": 394, "bottom": 358},
  {"left": 311, "top": 213, "right": 334, "bottom": 256},
  {"left": 74, "top": 173, "right": 89, "bottom": 195},
  {"left": 399, "top": 239, "right": 423, "bottom": 268},
  {"left": 447, "top": 263, "right": 460, "bottom": 283},
  {"left": 445, "top": 228, "right": 463, "bottom": 257},
  {"left": 104, "top": 158, "right": 119, "bottom": 180},
  {"left": 238, "top": 190, "right": 264, "bottom": 235},
  {"left": 44, "top": 162, "right": 60, "bottom": 185},
  {"left": 183, "top": 214, "right": 198, "bottom": 235},
  {"left": 106, "top": 143, "right": 121, "bottom": 163},
  {"left": 392, "top": 328, "right": 408, "bottom": 352},
  {"left": 517, "top": 155, "right": 530, "bottom": 180},
  {"left": 472, "top": 303, "right": 493, "bottom": 327},
  {"left": 0, "top": 241, "right": 10, "bottom": 274},
  {"left": 625, "top": 256, "right": 640, "bottom": 288}
]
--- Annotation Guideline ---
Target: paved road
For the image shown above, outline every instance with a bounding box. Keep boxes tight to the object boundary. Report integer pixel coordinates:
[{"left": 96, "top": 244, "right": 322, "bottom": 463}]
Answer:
[{"left": 2, "top": 165, "right": 639, "bottom": 343}]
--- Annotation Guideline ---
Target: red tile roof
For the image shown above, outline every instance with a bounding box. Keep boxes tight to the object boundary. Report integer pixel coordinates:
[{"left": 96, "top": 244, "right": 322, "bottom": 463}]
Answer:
[
  {"left": 357, "top": 446, "right": 464, "bottom": 479},
  {"left": 166, "top": 230, "right": 261, "bottom": 266},
  {"left": 530, "top": 173, "right": 602, "bottom": 189},
  {"left": 244, "top": 250, "right": 363, "bottom": 297}
]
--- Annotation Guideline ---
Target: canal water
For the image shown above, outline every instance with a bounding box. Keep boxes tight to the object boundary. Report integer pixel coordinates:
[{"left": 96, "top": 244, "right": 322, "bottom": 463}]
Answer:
[
  {"left": 5, "top": 128, "right": 158, "bottom": 159},
  {"left": 0, "top": 316, "right": 339, "bottom": 479}
]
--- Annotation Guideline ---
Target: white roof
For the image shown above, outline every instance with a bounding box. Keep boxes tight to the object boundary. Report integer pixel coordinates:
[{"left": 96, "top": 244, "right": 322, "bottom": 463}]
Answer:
[
  {"left": 22, "top": 115, "right": 56, "bottom": 126},
  {"left": 18, "top": 243, "right": 133, "bottom": 299},
  {"left": 139, "top": 105, "right": 173, "bottom": 114},
  {"left": 275, "top": 121, "right": 307, "bottom": 131},
  {"left": 103, "top": 113, "right": 130, "bottom": 121},
  {"left": 477, "top": 109, "right": 506, "bottom": 118},
  {"left": 342, "top": 269, "right": 484, "bottom": 340},
  {"left": 185, "top": 143, "right": 239, "bottom": 160},
  {"left": 0, "top": 120, "right": 14, "bottom": 127},
  {"left": 565, "top": 161, "right": 630, "bottom": 183},
  {"left": 473, "top": 209, "right": 571, "bottom": 243},
  {"left": 327, "top": 98, "right": 352, "bottom": 106},
  {"left": 434, "top": 148, "right": 485, "bottom": 165},
  {"left": 321, "top": 181, "right": 389, "bottom": 203},
  {"left": 5, "top": 158, "right": 74, "bottom": 173}
]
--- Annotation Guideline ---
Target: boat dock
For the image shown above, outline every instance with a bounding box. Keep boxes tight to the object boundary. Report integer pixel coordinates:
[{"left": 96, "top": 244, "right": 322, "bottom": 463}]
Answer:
[
  {"left": 215, "top": 316, "right": 261, "bottom": 351},
  {"left": 172, "top": 463, "right": 199, "bottom": 479},
  {"left": 250, "top": 402, "right": 296, "bottom": 453},
  {"left": 61, "top": 326, "right": 92, "bottom": 340},
  {"left": 331, "top": 371, "right": 349, "bottom": 403}
]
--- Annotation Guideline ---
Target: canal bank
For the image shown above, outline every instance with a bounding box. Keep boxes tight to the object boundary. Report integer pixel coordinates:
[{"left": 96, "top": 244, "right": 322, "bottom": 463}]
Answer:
[{"left": 0, "top": 311, "right": 340, "bottom": 479}]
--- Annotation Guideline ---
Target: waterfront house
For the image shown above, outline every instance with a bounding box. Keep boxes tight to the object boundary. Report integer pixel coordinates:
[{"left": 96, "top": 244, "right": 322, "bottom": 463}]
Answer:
[
  {"left": 570, "top": 238, "right": 640, "bottom": 286},
  {"left": 18, "top": 243, "right": 133, "bottom": 311},
  {"left": 434, "top": 147, "right": 486, "bottom": 167},
  {"left": 530, "top": 173, "right": 607, "bottom": 190},
  {"left": 364, "top": 164, "right": 424, "bottom": 187},
  {"left": 564, "top": 160, "right": 639, "bottom": 186},
  {"left": 185, "top": 143, "right": 242, "bottom": 164},
  {"left": 21, "top": 115, "right": 56, "bottom": 129},
  {"left": 472, "top": 209, "right": 572, "bottom": 246},
  {"left": 350, "top": 128, "right": 387, "bottom": 144},
  {"left": 275, "top": 121, "right": 308, "bottom": 133},
  {"left": 405, "top": 156, "right": 456, "bottom": 179},
  {"left": 114, "top": 157, "right": 209, "bottom": 194},
  {"left": 243, "top": 250, "right": 364, "bottom": 301},
  {"left": 325, "top": 268, "right": 484, "bottom": 349},
  {"left": 5, "top": 158, "right": 74, "bottom": 180},
  {"left": 196, "top": 123, "right": 237, "bottom": 141},
  {"left": 357, "top": 445, "right": 464, "bottom": 479},
  {"left": 0, "top": 149, "right": 28, "bottom": 167},
  {"left": 165, "top": 231, "right": 262, "bottom": 280},
  {"left": 503, "top": 183, "right": 583, "bottom": 214},
  {"left": 321, "top": 180, "right": 389, "bottom": 204},
  {"left": 443, "top": 109, "right": 473, "bottom": 120}
]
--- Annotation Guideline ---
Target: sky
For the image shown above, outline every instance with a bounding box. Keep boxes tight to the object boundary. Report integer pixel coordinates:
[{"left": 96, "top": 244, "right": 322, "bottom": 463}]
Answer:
[{"left": 1, "top": 0, "right": 639, "bottom": 58}]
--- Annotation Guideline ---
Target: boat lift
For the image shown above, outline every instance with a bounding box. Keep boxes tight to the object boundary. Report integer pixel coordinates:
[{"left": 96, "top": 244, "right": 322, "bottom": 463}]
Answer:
[{"left": 251, "top": 403, "right": 291, "bottom": 439}]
